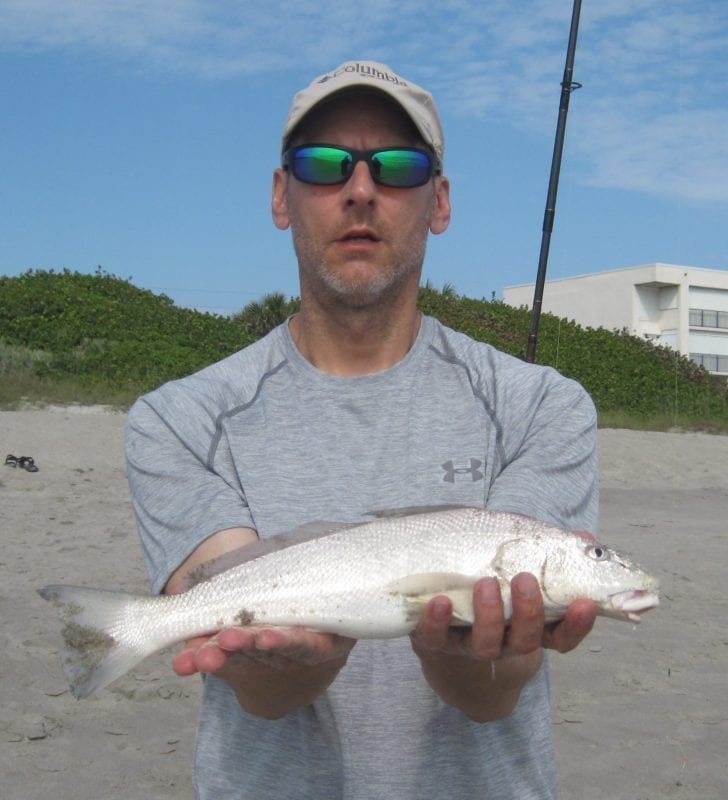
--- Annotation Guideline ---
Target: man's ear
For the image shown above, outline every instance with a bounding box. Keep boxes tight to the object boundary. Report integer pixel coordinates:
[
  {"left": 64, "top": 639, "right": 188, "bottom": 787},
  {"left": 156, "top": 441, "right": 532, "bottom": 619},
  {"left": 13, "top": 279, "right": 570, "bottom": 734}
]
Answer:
[
  {"left": 429, "top": 176, "right": 451, "bottom": 235},
  {"left": 271, "top": 168, "right": 290, "bottom": 230}
]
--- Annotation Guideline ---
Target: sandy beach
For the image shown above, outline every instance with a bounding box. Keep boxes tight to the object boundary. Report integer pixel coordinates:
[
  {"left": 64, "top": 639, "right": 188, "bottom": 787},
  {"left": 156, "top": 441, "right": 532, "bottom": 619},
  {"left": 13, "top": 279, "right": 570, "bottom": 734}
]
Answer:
[{"left": 1, "top": 406, "right": 726, "bottom": 799}]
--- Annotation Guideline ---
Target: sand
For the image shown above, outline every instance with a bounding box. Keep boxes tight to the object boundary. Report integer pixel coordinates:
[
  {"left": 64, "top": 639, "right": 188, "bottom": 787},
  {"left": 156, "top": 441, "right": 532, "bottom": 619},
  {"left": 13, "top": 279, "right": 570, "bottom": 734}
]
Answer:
[{"left": 1, "top": 406, "right": 726, "bottom": 799}]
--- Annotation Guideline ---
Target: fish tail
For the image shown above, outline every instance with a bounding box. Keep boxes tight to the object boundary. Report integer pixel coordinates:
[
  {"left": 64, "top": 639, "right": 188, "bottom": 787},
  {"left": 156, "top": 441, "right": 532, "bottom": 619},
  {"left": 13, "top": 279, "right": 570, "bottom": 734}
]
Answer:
[{"left": 38, "top": 584, "right": 159, "bottom": 698}]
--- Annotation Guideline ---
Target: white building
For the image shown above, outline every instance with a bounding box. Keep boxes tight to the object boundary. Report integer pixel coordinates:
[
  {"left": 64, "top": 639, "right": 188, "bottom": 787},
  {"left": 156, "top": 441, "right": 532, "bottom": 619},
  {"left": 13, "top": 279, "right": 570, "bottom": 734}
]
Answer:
[{"left": 503, "top": 263, "right": 728, "bottom": 375}]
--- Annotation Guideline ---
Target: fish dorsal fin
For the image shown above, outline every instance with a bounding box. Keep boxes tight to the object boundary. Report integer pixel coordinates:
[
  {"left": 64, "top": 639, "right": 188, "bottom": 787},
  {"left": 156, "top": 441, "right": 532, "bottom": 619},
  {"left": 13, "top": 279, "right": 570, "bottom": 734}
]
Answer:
[
  {"left": 387, "top": 573, "right": 478, "bottom": 626},
  {"left": 182, "top": 520, "right": 364, "bottom": 590}
]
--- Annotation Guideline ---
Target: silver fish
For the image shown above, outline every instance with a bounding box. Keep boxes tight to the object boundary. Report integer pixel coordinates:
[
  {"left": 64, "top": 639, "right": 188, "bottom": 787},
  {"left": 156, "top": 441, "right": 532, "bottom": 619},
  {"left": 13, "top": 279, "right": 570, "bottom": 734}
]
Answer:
[{"left": 38, "top": 507, "right": 659, "bottom": 698}]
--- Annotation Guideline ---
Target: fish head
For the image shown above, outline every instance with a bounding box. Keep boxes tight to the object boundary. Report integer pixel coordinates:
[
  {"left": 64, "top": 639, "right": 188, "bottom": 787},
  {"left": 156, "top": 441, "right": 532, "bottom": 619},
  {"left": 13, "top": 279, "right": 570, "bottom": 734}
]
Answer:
[
  {"left": 540, "top": 536, "right": 660, "bottom": 622},
  {"left": 491, "top": 533, "right": 659, "bottom": 623}
]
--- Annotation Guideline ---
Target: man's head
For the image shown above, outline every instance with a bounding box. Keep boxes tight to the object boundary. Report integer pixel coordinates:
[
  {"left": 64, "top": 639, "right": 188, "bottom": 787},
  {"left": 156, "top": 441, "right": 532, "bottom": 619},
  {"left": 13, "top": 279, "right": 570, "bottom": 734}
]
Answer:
[{"left": 272, "top": 61, "right": 450, "bottom": 313}]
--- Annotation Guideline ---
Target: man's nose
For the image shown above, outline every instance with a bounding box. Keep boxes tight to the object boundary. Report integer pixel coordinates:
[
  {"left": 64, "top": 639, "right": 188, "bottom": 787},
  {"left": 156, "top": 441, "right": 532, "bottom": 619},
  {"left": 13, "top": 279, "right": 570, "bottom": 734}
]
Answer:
[{"left": 343, "top": 160, "right": 377, "bottom": 203}]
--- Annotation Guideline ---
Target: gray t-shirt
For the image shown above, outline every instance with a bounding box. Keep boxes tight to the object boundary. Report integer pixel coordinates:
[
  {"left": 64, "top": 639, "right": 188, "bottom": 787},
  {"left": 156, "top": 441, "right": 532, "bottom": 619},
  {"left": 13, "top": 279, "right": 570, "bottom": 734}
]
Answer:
[{"left": 126, "top": 314, "right": 598, "bottom": 800}]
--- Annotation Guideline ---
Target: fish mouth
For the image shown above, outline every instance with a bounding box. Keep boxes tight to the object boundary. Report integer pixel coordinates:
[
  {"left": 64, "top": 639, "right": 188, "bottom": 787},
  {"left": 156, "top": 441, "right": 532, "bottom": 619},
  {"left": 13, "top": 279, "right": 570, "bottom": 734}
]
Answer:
[{"left": 607, "top": 589, "right": 660, "bottom": 622}]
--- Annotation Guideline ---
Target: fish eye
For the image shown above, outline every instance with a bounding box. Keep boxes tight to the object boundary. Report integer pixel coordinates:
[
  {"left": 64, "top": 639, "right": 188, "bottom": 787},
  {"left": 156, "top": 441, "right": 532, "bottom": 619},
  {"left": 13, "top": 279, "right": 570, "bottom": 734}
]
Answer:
[{"left": 586, "top": 544, "right": 610, "bottom": 562}]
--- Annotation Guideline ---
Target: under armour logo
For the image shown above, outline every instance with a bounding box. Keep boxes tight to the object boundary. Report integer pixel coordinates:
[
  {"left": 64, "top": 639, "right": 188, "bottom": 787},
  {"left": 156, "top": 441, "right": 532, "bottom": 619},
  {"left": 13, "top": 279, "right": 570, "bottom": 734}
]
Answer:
[{"left": 441, "top": 459, "right": 484, "bottom": 483}]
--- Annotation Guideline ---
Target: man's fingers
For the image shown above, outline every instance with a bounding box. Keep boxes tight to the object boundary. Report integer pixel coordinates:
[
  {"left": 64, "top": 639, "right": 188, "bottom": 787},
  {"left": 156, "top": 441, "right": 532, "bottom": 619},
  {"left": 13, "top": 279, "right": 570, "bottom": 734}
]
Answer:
[
  {"left": 470, "top": 578, "right": 506, "bottom": 660},
  {"left": 543, "top": 599, "right": 596, "bottom": 653},
  {"left": 413, "top": 596, "right": 454, "bottom": 651},
  {"left": 194, "top": 641, "right": 229, "bottom": 673},
  {"left": 173, "top": 629, "right": 254, "bottom": 676},
  {"left": 217, "top": 626, "right": 355, "bottom": 669},
  {"left": 217, "top": 626, "right": 257, "bottom": 651},
  {"left": 506, "top": 573, "right": 545, "bottom": 655},
  {"left": 172, "top": 647, "right": 199, "bottom": 676},
  {"left": 173, "top": 635, "right": 219, "bottom": 676}
]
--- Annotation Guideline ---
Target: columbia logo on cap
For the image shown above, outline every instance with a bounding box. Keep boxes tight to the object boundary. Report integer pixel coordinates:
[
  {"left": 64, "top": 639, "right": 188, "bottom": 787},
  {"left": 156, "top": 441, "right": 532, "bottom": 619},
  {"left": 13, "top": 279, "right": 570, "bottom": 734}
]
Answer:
[{"left": 318, "top": 63, "right": 409, "bottom": 87}]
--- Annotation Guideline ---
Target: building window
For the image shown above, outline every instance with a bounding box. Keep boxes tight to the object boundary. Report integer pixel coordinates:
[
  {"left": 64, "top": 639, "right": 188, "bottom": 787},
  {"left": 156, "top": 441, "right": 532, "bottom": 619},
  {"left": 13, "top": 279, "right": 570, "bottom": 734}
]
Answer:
[
  {"left": 690, "top": 308, "right": 728, "bottom": 329},
  {"left": 691, "top": 353, "right": 728, "bottom": 373}
]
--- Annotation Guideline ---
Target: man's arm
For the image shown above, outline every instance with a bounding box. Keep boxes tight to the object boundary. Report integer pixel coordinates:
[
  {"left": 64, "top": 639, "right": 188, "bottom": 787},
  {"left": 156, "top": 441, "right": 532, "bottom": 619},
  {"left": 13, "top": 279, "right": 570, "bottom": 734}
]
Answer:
[
  {"left": 165, "top": 527, "right": 355, "bottom": 720},
  {"left": 411, "top": 573, "right": 596, "bottom": 723}
]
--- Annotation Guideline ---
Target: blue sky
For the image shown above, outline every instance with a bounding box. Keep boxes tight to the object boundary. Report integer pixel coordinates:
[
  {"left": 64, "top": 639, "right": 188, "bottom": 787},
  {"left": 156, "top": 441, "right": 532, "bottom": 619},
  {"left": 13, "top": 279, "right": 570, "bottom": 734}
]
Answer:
[{"left": 2, "top": 0, "right": 727, "bottom": 314}]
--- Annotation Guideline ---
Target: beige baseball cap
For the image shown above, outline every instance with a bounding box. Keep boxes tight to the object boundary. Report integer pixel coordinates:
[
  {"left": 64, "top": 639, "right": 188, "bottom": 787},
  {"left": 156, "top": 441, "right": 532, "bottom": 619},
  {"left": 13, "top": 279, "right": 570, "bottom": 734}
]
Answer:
[{"left": 281, "top": 60, "right": 444, "bottom": 163}]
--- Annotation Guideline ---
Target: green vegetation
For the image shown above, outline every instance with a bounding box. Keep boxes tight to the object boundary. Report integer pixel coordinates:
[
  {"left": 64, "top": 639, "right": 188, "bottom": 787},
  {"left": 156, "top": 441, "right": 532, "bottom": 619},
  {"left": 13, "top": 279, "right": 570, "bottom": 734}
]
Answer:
[
  {"left": 0, "top": 268, "right": 254, "bottom": 406},
  {"left": 231, "top": 292, "right": 300, "bottom": 339},
  {"left": 1, "top": 269, "right": 726, "bottom": 430},
  {"left": 417, "top": 285, "right": 728, "bottom": 431}
]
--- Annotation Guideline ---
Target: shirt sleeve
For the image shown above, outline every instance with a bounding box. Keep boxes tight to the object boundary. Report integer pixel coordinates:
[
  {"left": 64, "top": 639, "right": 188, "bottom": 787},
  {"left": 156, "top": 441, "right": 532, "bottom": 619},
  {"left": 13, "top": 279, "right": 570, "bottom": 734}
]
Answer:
[
  {"left": 125, "top": 392, "right": 255, "bottom": 594},
  {"left": 485, "top": 363, "right": 599, "bottom": 534}
]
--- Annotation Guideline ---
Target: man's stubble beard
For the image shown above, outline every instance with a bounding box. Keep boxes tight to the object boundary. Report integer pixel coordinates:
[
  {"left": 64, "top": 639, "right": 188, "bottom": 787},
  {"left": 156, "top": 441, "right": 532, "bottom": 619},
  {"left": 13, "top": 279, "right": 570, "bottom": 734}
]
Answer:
[{"left": 293, "top": 231, "right": 428, "bottom": 312}]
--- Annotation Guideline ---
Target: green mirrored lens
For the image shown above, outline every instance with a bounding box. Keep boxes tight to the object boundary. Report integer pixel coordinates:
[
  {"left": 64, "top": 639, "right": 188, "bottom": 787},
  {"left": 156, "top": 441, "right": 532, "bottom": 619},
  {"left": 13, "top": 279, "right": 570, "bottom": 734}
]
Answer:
[
  {"left": 371, "top": 150, "right": 431, "bottom": 187},
  {"left": 293, "top": 146, "right": 351, "bottom": 184}
]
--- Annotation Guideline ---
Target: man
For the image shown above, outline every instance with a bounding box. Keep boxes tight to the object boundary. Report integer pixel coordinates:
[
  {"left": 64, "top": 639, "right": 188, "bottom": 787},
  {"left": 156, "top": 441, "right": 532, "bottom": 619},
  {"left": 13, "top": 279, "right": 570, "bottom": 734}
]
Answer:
[{"left": 126, "top": 60, "right": 598, "bottom": 799}]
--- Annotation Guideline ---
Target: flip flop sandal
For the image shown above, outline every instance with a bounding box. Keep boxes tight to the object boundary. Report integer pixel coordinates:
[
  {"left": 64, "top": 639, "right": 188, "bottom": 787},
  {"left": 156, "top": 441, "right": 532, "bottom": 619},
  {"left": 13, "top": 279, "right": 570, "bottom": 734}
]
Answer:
[
  {"left": 18, "top": 456, "right": 39, "bottom": 473},
  {"left": 4, "top": 454, "right": 18, "bottom": 467}
]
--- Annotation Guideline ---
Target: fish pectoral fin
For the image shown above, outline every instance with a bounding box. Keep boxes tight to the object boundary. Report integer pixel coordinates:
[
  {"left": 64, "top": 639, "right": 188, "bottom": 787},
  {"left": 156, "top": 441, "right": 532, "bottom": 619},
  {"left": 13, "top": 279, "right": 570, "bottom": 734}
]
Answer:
[{"left": 388, "top": 573, "right": 477, "bottom": 626}]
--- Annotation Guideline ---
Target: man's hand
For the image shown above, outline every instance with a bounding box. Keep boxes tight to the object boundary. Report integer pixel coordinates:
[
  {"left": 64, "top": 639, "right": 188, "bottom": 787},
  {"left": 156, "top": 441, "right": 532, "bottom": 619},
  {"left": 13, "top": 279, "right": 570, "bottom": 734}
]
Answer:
[
  {"left": 173, "top": 626, "right": 355, "bottom": 675},
  {"left": 172, "top": 626, "right": 356, "bottom": 720},
  {"left": 410, "top": 573, "right": 597, "bottom": 722}
]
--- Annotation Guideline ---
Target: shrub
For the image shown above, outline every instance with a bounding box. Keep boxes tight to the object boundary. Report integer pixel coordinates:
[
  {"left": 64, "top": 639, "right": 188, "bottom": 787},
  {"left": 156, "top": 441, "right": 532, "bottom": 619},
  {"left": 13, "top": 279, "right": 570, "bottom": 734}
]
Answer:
[{"left": 0, "top": 268, "right": 253, "bottom": 393}]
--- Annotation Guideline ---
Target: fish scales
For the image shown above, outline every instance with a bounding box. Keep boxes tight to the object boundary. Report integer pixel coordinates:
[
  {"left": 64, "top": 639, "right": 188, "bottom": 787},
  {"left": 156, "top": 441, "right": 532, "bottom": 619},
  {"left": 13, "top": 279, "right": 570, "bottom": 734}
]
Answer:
[
  {"left": 38, "top": 507, "right": 659, "bottom": 697},
  {"left": 190, "top": 507, "right": 500, "bottom": 634}
]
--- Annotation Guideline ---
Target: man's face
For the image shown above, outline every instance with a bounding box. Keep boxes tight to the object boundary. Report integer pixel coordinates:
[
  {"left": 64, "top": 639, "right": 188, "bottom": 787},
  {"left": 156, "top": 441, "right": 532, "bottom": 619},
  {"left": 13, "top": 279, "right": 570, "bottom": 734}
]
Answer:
[{"left": 272, "top": 93, "right": 450, "bottom": 311}]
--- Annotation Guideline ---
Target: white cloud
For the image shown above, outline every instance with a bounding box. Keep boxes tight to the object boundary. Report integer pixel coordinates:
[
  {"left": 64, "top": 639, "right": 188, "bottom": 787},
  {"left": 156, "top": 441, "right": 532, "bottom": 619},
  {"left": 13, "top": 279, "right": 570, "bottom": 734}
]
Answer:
[
  {"left": 0, "top": 0, "right": 421, "bottom": 74},
  {"left": 574, "top": 4, "right": 728, "bottom": 202},
  {"left": 574, "top": 105, "right": 728, "bottom": 202}
]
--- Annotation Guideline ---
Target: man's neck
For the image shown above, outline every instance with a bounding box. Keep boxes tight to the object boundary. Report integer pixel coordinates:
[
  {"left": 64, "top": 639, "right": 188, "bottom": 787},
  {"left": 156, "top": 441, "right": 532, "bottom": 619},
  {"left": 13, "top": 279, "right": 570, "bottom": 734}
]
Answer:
[{"left": 288, "top": 302, "right": 422, "bottom": 377}]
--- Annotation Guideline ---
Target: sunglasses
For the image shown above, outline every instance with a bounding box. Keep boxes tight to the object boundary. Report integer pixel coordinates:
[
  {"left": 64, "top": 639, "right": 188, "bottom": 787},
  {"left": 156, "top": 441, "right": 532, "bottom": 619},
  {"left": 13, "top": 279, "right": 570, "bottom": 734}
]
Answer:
[{"left": 282, "top": 144, "right": 441, "bottom": 189}]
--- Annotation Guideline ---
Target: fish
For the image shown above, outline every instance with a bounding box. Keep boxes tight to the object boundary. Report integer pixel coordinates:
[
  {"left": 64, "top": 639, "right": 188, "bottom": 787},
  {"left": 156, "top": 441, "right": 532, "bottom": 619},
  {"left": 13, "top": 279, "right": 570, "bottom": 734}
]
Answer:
[{"left": 38, "top": 506, "right": 659, "bottom": 698}]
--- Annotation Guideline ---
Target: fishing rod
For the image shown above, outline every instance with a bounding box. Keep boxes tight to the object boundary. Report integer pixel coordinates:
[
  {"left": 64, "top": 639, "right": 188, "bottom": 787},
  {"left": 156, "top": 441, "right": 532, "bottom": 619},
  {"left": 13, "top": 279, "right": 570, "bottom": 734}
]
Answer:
[{"left": 526, "top": 0, "right": 583, "bottom": 363}]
